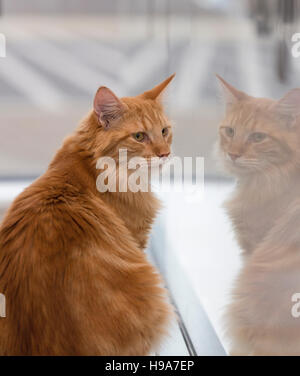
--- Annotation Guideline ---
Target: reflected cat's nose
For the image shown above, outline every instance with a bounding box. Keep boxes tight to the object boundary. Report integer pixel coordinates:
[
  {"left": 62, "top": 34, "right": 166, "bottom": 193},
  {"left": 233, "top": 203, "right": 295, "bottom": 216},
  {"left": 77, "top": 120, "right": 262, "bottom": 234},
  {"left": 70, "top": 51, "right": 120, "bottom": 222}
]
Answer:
[
  {"left": 157, "top": 152, "right": 170, "bottom": 158},
  {"left": 228, "top": 152, "right": 241, "bottom": 161}
]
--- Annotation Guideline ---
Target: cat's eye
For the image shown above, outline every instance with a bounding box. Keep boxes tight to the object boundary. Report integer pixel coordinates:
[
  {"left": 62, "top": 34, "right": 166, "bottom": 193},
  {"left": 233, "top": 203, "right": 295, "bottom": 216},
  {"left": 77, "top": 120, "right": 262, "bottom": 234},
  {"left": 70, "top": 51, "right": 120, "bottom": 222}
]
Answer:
[
  {"left": 249, "top": 132, "right": 267, "bottom": 143},
  {"left": 133, "top": 132, "right": 145, "bottom": 142},
  {"left": 162, "top": 127, "right": 169, "bottom": 137},
  {"left": 224, "top": 127, "right": 234, "bottom": 137}
]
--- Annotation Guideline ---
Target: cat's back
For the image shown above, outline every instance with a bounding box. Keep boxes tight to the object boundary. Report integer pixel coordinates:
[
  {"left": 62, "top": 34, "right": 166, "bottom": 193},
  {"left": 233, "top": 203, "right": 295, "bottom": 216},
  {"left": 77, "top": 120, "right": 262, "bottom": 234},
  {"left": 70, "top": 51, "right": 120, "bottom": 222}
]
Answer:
[
  {"left": 0, "top": 171, "right": 138, "bottom": 279},
  {"left": 0, "top": 174, "right": 94, "bottom": 251}
]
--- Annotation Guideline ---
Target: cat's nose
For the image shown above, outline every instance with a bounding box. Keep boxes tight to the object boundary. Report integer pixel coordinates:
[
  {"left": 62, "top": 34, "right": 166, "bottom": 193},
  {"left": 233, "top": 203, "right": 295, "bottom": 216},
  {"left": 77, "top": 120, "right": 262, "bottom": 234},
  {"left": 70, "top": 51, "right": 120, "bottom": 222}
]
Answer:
[
  {"left": 228, "top": 152, "right": 241, "bottom": 161},
  {"left": 157, "top": 152, "right": 170, "bottom": 158}
]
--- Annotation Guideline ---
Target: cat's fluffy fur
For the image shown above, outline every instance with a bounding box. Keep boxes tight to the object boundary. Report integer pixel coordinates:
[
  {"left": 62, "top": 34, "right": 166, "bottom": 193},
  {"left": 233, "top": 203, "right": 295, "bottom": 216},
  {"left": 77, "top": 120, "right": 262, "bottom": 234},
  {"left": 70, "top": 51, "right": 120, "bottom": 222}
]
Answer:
[
  {"left": 0, "top": 75, "right": 175, "bottom": 355},
  {"left": 217, "top": 75, "right": 300, "bottom": 355}
]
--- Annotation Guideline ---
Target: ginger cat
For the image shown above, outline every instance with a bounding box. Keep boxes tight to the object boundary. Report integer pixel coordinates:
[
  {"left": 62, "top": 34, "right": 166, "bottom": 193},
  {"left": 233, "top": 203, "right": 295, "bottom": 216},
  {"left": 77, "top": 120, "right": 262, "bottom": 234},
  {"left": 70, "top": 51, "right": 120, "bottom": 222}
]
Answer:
[
  {"left": 217, "top": 75, "right": 300, "bottom": 355},
  {"left": 0, "top": 75, "right": 175, "bottom": 355}
]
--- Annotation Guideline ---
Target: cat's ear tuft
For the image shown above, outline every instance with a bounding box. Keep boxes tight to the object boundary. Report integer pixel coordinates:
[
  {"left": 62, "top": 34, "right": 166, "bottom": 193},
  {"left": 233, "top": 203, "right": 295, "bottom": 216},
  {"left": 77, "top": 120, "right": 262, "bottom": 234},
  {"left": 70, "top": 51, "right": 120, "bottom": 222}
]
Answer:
[
  {"left": 216, "top": 74, "right": 248, "bottom": 108},
  {"left": 93, "top": 87, "right": 124, "bottom": 128},
  {"left": 140, "top": 73, "right": 175, "bottom": 101}
]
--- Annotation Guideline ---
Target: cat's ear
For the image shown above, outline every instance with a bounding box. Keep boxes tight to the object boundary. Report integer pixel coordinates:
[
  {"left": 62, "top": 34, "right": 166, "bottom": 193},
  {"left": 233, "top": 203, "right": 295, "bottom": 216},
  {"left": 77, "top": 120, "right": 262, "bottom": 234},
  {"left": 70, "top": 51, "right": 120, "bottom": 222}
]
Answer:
[
  {"left": 93, "top": 86, "right": 125, "bottom": 128},
  {"left": 216, "top": 74, "right": 248, "bottom": 108},
  {"left": 275, "top": 89, "right": 300, "bottom": 121},
  {"left": 140, "top": 73, "right": 175, "bottom": 101}
]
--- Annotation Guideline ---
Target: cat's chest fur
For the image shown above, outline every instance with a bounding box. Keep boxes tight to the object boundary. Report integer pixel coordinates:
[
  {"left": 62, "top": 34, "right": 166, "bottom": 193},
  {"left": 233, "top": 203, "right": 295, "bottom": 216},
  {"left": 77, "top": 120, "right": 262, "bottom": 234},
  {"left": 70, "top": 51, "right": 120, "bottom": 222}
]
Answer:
[
  {"left": 225, "top": 180, "right": 295, "bottom": 254},
  {"left": 101, "top": 191, "right": 160, "bottom": 250},
  {"left": 226, "top": 196, "right": 276, "bottom": 253}
]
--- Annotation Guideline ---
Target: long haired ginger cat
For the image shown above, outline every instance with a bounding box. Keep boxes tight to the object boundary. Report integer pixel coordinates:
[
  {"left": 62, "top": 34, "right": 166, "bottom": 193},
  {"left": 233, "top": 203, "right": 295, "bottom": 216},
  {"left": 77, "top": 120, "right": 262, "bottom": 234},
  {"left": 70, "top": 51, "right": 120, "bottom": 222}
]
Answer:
[
  {"left": 0, "top": 75, "right": 175, "bottom": 355},
  {"left": 217, "top": 75, "right": 300, "bottom": 356}
]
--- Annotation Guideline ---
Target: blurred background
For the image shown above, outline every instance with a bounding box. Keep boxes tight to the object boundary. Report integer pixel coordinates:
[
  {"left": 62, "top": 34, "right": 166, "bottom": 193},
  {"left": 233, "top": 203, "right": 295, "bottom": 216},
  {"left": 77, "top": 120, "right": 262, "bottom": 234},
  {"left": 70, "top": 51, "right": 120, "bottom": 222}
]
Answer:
[
  {"left": 1, "top": 0, "right": 300, "bottom": 181},
  {"left": 1, "top": 0, "right": 300, "bottom": 354}
]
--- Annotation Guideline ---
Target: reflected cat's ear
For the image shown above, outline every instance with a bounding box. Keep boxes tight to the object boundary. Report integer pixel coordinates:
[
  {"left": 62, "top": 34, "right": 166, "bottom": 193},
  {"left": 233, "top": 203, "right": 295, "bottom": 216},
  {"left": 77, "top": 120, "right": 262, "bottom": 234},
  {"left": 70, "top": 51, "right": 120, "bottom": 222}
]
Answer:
[
  {"left": 140, "top": 73, "right": 175, "bottom": 101},
  {"left": 216, "top": 74, "right": 248, "bottom": 109},
  {"left": 276, "top": 89, "right": 300, "bottom": 118},
  {"left": 272, "top": 89, "right": 300, "bottom": 127},
  {"left": 93, "top": 86, "right": 125, "bottom": 128}
]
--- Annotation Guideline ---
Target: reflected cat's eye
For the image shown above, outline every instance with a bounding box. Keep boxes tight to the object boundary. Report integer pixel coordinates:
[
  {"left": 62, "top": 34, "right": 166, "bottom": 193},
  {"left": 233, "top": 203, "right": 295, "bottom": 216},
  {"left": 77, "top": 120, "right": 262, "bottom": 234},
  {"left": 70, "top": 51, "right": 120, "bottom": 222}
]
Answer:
[
  {"left": 224, "top": 127, "right": 234, "bottom": 137},
  {"left": 133, "top": 132, "right": 145, "bottom": 142},
  {"left": 162, "top": 127, "right": 169, "bottom": 137},
  {"left": 249, "top": 132, "right": 267, "bottom": 143}
]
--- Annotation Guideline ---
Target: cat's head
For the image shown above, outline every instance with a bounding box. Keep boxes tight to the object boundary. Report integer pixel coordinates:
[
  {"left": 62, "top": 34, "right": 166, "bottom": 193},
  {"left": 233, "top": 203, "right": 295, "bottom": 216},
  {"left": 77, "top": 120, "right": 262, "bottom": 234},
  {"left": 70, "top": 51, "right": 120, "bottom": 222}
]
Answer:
[
  {"left": 216, "top": 75, "right": 300, "bottom": 178},
  {"left": 90, "top": 74, "right": 175, "bottom": 165}
]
